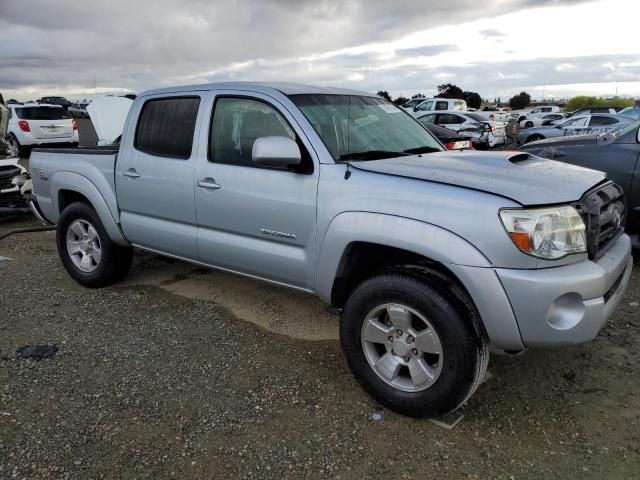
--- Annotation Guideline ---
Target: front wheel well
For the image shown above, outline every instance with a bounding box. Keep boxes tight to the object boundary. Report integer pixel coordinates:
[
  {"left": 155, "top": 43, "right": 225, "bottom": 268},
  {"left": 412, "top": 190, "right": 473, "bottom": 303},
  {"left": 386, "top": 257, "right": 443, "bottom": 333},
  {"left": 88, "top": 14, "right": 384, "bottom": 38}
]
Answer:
[
  {"left": 330, "top": 242, "right": 469, "bottom": 308},
  {"left": 58, "top": 190, "right": 91, "bottom": 214}
]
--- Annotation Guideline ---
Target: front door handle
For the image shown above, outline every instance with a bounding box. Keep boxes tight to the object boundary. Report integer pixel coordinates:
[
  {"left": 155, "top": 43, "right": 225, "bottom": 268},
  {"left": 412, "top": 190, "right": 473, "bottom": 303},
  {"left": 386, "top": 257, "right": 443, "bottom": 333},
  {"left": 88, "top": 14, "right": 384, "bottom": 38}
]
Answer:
[
  {"left": 197, "top": 178, "right": 221, "bottom": 190},
  {"left": 122, "top": 168, "right": 140, "bottom": 178}
]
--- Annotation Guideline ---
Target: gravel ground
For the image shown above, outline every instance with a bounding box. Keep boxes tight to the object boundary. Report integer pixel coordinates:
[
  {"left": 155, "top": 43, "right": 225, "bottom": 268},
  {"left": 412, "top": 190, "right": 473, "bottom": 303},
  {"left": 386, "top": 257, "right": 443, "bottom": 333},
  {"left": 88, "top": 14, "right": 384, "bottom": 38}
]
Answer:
[{"left": 1, "top": 214, "right": 639, "bottom": 479}]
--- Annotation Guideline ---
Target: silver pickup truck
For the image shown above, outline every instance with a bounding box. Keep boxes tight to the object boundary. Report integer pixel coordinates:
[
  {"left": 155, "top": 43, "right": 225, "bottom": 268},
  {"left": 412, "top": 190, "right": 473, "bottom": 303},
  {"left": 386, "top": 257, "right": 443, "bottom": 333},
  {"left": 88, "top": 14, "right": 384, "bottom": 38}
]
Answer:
[{"left": 29, "top": 82, "right": 633, "bottom": 418}]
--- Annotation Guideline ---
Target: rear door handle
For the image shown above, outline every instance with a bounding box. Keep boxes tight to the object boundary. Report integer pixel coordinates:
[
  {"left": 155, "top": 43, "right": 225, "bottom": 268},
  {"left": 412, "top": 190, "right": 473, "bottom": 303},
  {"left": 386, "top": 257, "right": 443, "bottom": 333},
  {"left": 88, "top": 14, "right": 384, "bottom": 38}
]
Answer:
[
  {"left": 197, "top": 178, "right": 221, "bottom": 190},
  {"left": 122, "top": 168, "right": 140, "bottom": 178}
]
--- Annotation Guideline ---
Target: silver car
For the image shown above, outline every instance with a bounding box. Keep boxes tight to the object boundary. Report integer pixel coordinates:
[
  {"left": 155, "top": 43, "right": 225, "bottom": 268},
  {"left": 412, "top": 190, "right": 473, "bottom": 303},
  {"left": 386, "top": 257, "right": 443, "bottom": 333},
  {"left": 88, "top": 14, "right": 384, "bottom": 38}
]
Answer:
[{"left": 517, "top": 113, "right": 632, "bottom": 144}]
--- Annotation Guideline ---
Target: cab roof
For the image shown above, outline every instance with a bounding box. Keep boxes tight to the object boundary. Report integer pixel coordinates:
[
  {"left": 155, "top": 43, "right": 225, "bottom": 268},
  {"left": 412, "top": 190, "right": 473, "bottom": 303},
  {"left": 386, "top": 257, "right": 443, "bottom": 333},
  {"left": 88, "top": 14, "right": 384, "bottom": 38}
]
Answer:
[{"left": 140, "top": 82, "right": 375, "bottom": 98}]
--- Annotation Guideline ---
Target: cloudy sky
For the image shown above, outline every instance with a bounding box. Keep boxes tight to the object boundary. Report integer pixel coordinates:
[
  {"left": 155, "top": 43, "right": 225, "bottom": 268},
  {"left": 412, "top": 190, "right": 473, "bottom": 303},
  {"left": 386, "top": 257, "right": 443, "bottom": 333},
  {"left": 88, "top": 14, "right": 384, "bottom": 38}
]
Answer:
[{"left": 1, "top": 0, "right": 639, "bottom": 102}]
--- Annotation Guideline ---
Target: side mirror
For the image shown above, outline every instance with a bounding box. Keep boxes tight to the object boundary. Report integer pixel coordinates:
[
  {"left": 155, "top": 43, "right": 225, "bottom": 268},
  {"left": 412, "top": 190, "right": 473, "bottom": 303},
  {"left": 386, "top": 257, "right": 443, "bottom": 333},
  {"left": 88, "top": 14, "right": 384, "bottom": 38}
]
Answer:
[{"left": 252, "top": 136, "right": 301, "bottom": 169}]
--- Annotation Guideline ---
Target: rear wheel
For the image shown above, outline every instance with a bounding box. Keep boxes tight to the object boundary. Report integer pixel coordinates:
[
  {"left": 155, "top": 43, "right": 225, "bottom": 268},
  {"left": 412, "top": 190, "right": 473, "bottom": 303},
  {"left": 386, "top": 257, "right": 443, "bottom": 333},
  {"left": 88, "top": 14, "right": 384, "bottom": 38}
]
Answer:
[
  {"left": 526, "top": 134, "right": 544, "bottom": 143},
  {"left": 524, "top": 120, "right": 534, "bottom": 128},
  {"left": 56, "top": 202, "right": 132, "bottom": 288},
  {"left": 340, "top": 269, "right": 488, "bottom": 418}
]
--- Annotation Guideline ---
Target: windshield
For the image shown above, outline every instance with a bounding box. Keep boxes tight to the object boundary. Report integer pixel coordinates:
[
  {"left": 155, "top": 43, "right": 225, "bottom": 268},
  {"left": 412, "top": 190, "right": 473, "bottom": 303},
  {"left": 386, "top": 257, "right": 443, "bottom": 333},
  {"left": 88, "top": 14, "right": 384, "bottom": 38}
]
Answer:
[
  {"left": 289, "top": 94, "right": 442, "bottom": 161},
  {"left": 15, "top": 106, "right": 69, "bottom": 120}
]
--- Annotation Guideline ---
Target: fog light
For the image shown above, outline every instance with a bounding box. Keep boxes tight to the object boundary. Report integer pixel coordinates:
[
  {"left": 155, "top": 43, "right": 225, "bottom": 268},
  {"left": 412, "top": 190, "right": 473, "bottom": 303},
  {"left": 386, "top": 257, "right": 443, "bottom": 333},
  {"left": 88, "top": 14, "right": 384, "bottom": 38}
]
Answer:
[{"left": 546, "top": 292, "right": 585, "bottom": 330}]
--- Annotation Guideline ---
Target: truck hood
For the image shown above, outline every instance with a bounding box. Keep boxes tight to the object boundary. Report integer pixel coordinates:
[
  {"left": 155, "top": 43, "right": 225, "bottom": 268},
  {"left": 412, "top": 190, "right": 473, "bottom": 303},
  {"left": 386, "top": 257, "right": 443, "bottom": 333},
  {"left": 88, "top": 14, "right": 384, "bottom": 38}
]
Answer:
[
  {"left": 350, "top": 151, "right": 606, "bottom": 206},
  {"left": 87, "top": 96, "right": 133, "bottom": 144}
]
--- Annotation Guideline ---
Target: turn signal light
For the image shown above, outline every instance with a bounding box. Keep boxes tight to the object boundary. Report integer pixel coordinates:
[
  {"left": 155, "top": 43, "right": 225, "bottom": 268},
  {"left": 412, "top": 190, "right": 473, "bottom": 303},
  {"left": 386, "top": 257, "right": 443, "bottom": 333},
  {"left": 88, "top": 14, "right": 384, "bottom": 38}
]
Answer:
[
  {"left": 18, "top": 120, "right": 30, "bottom": 132},
  {"left": 509, "top": 231, "right": 532, "bottom": 251}
]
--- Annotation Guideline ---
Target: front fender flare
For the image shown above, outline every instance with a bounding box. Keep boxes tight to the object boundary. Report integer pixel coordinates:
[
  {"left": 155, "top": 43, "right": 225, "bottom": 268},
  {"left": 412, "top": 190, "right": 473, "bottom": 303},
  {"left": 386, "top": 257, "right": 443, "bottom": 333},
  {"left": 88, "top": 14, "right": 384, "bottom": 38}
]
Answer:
[
  {"left": 315, "top": 212, "right": 524, "bottom": 351},
  {"left": 52, "top": 171, "right": 129, "bottom": 246},
  {"left": 315, "top": 212, "right": 491, "bottom": 301}
]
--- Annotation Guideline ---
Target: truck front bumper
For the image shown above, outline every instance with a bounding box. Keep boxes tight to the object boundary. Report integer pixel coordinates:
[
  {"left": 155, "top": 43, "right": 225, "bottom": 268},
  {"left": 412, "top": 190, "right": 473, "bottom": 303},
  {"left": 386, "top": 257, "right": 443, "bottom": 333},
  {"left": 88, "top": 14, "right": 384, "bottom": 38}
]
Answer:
[{"left": 496, "top": 234, "right": 633, "bottom": 347}]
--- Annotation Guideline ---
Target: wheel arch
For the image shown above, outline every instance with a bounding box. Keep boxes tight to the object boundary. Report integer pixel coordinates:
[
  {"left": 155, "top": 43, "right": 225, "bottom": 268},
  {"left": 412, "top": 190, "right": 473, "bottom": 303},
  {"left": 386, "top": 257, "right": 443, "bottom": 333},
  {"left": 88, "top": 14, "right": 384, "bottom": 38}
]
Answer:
[{"left": 53, "top": 171, "right": 129, "bottom": 246}]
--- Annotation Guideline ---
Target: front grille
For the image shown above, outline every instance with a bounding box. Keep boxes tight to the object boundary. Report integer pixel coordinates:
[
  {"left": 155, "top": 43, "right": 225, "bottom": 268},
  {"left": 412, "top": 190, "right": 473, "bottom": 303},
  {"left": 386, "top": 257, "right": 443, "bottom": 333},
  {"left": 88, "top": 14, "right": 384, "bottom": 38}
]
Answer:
[
  {"left": 575, "top": 182, "right": 625, "bottom": 260},
  {"left": 0, "top": 166, "right": 25, "bottom": 209}
]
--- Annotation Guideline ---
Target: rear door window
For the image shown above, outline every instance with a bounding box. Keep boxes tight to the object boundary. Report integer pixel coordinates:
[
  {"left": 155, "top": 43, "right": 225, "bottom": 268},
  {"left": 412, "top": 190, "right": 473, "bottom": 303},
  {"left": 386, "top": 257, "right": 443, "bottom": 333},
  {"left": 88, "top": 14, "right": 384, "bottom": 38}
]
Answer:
[
  {"left": 15, "top": 106, "right": 68, "bottom": 120},
  {"left": 134, "top": 97, "right": 200, "bottom": 159},
  {"left": 435, "top": 101, "right": 449, "bottom": 110},
  {"left": 589, "top": 116, "right": 618, "bottom": 126},
  {"left": 438, "top": 114, "right": 464, "bottom": 125}
]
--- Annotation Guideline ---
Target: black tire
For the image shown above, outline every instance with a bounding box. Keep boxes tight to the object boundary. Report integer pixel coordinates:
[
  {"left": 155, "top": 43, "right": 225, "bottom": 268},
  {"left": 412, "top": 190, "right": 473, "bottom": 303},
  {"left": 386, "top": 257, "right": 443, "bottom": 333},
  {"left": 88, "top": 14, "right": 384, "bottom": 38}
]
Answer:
[
  {"left": 526, "top": 134, "right": 544, "bottom": 143},
  {"left": 524, "top": 120, "right": 534, "bottom": 128},
  {"left": 56, "top": 202, "right": 132, "bottom": 288},
  {"left": 340, "top": 269, "right": 488, "bottom": 418}
]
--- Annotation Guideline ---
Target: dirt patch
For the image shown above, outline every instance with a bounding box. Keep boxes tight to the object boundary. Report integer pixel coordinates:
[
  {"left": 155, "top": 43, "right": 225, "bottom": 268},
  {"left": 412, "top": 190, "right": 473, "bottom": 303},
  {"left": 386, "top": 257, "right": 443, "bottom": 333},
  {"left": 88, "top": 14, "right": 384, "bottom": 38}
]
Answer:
[{"left": 1, "top": 216, "right": 639, "bottom": 479}]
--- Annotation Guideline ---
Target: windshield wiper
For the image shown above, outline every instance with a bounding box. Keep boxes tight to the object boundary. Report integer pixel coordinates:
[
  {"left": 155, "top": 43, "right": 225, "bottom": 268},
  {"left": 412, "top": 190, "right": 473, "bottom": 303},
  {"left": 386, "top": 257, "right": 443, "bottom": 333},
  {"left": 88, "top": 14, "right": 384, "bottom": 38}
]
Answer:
[
  {"left": 403, "top": 146, "right": 441, "bottom": 154},
  {"left": 339, "top": 150, "right": 409, "bottom": 161}
]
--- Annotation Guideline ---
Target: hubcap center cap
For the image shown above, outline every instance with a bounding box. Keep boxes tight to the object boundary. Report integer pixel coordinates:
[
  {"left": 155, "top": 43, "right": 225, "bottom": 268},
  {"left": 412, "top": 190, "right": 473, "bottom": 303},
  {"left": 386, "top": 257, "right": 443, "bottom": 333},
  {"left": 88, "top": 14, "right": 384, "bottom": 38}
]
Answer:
[{"left": 393, "top": 340, "right": 410, "bottom": 357}]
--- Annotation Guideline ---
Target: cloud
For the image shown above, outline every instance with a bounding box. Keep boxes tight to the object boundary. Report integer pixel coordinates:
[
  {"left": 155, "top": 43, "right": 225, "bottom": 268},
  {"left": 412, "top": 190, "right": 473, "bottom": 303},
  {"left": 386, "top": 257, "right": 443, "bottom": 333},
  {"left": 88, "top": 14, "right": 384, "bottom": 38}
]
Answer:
[
  {"left": 395, "top": 44, "right": 458, "bottom": 58},
  {"left": 0, "top": 0, "right": 623, "bottom": 100},
  {"left": 479, "top": 28, "right": 507, "bottom": 39}
]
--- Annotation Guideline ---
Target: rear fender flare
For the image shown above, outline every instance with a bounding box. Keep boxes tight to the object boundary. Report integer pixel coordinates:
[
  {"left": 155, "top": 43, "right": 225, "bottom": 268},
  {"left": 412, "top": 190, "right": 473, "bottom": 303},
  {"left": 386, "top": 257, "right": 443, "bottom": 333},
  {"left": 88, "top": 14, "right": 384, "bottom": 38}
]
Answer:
[{"left": 52, "top": 171, "right": 129, "bottom": 246}]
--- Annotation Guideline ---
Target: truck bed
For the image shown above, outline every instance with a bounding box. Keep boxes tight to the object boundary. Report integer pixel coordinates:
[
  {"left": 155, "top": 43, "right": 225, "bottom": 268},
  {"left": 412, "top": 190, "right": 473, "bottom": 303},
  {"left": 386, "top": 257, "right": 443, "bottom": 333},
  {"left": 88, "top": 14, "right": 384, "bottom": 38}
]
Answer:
[{"left": 29, "top": 146, "right": 121, "bottom": 226}]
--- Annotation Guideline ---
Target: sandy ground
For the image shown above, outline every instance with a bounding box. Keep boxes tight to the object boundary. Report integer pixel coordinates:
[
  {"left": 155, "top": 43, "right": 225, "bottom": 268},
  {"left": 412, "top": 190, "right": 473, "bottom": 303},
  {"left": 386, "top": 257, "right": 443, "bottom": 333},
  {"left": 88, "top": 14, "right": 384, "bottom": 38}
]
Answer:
[{"left": 1, "top": 213, "right": 639, "bottom": 479}]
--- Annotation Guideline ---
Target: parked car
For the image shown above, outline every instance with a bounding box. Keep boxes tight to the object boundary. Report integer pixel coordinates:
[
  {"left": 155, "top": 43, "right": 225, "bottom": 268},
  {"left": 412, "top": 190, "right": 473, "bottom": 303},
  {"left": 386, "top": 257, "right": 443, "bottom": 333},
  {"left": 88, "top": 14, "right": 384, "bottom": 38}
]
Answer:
[
  {"left": 519, "top": 120, "right": 640, "bottom": 247},
  {"left": 7, "top": 104, "right": 79, "bottom": 157},
  {"left": 516, "top": 114, "right": 633, "bottom": 144},
  {"left": 619, "top": 106, "right": 640, "bottom": 121},
  {"left": 410, "top": 97, "right": 467, "bottom": 116},
  {"left": 520, "top": 113, "right": 567, "bottom": 128},
  {"left": 37, "top": 96, "right": 72, "bottom": 110},
  {"left": 417, "top": 110, "right": 506, "bottom": 147},
  {"left": 29, "top": 82, "right": 633, "bottom": 418},
  {"left": 511, "top": 105, "right": 561, "bottom": 123},
  {"left": 69, "top": 102, "right": 90, "bottom": 118},
  {"left": 401, "top": 98, "right": 426, "bottom": 111},
  {"left": 0, "top": 101, "right": 29, "bottom": 213},
  {"left": 421, "top": 123, "right": 473, "bottom": 150},
  {"left": 0, "top": 157, "right": 29, "bottom": 213}
]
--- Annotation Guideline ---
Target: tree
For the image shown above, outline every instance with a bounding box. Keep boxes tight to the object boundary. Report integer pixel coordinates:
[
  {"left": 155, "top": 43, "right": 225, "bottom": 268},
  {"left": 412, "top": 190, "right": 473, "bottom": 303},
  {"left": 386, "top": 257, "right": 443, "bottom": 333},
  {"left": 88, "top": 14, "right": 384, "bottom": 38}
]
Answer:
[
  {"left": 376, "top": 90, "right": 392, "bottom": 102},
  {"left": 564, "top": 95, "right": 634, "bottom": 112},
  {"left": 509, "top": 91, "right": 531, "bottom": 110},
  {"left": 437, "top": 84, "right": 464, "bottom": 99},
  {"left": 393, "top": 96, "right": 408, "bottom": 106},
  {"left": 463, "top": 91, "right": 482, "bottom": 109},
  {"left": 411, "top": 93, "right": 425, "bottom": 99}
]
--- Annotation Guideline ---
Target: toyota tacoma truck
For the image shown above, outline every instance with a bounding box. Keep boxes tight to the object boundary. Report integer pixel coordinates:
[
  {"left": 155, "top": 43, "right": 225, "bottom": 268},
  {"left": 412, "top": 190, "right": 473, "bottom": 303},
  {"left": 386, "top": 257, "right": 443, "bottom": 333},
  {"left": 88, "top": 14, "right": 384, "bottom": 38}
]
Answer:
[{"left": 28, "top": 83, "right": 633, "bottom": 418}]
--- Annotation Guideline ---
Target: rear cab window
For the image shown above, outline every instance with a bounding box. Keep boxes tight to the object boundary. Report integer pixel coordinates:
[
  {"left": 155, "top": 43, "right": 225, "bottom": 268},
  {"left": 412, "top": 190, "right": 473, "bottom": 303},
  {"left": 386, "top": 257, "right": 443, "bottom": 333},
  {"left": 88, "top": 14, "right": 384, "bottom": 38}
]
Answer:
[{"left": 134, "top": 97, "right": 200, "bottom": 159}]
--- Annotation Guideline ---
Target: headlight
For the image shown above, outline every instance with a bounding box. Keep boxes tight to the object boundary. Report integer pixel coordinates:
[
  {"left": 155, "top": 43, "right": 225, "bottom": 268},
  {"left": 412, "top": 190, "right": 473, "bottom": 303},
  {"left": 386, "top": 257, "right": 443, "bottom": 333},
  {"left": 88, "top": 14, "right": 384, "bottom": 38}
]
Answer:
[
  {"left": 10, "top": 175, "right": 26, "bottom": 187},
  {"left": 499, "top": 206, "right": 586, "bottom": 259}
]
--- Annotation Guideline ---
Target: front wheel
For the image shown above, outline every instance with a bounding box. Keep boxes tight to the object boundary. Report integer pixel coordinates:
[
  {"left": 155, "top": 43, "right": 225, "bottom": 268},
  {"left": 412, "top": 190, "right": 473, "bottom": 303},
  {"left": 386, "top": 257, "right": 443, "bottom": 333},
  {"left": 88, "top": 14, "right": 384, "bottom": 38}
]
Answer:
[
  {"left": 526, "top": 134, "right": 544, "bottom": 143},
  {"left": 56, "top": 202, "right": 132, "bottom": 288},
  {"left": 340, "top": 270, "right": 488, "bottom": 417}
]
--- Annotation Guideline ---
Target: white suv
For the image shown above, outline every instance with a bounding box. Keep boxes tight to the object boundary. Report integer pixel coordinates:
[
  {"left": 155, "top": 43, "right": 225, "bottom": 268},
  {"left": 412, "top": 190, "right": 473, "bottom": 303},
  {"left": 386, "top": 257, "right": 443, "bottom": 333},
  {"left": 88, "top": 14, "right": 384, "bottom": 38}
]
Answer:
[{"left": 7, "top": 104, "right": 79, "bottom": 156}]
